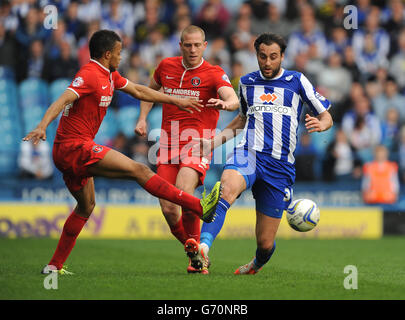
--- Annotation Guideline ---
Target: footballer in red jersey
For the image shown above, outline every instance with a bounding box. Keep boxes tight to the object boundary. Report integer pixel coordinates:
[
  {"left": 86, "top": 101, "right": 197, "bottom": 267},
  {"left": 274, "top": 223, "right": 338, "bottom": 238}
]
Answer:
[
  {"left": 135, "top": 25, "right": 239, "bottom": 273},
  {"left": 23, "top": 30, "right": 222, "bottom": 275}
]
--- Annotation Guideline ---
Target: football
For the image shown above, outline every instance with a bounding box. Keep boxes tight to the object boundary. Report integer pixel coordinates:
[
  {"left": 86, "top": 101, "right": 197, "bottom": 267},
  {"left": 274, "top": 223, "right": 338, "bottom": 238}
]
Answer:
[{"left": 286, "top": 199, "right": 320, "bottom": 232}]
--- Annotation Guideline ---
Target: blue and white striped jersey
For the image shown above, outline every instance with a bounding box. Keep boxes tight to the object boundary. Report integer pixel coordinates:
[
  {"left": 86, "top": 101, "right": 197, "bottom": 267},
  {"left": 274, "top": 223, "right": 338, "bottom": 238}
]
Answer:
[{"left": 238, "top": 68, "right": 331, "bottom": 164}]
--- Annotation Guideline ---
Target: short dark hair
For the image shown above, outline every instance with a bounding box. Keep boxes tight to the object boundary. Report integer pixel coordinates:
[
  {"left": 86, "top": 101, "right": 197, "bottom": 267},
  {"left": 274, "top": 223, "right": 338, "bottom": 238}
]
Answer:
[
  {"left": 254, "top": 33, "right": 287, "bottom": 55},
  {"left": 89, "top": 29, "right": 121, "bottom": 59}
]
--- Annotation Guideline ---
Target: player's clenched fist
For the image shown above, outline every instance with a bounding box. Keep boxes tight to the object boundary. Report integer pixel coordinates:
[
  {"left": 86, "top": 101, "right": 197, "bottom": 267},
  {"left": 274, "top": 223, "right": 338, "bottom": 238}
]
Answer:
[{"left": 135, "top": 119, "right": 148, "bottom": 137}]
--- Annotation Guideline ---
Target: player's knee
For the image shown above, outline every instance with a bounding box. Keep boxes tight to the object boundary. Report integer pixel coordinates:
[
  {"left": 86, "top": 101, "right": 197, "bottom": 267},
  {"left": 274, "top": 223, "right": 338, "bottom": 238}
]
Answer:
[
  {"left": 77, "top": 201, "right": 95, "bottom": 218},
  {"left": 219, "top": 183, "right": 239, "bottom": 204}
]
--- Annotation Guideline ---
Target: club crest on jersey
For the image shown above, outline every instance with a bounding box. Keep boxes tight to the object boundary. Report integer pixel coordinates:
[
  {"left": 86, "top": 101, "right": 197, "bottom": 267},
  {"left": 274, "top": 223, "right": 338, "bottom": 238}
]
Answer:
[
  {"left": 72, "top": 76, "right": 84, "bottom": 87},
  {"left": 259, "top": 93, "right": 278, "bottom": 103},
  {"left": 92, "top": 145, "right": 103, "bottom": 153},
  {"left": 191, "top": 77, "right": 201, "bottom": 87}
]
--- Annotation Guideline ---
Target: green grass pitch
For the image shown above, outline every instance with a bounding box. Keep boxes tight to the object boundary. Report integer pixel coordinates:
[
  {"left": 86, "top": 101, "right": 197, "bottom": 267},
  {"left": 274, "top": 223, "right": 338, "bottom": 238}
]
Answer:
[{"left": 1, "top": 237, "right": 405, "bottom": 300}]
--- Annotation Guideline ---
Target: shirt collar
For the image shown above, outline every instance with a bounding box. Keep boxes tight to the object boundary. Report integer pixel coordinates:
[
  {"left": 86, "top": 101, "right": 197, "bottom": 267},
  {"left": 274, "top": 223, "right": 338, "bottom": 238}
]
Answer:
[
  {"left": 181, "top": 57, "right": 205, "bottom": 70},
  {"left": 90, "top": 58, "right": 111, "bottom": 74}
]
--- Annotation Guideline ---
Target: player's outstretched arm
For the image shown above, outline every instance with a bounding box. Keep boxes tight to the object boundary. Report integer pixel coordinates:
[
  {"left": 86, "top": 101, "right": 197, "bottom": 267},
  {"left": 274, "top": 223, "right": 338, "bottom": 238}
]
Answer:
[
  {"left": 206, "top": 86, "right": 240, "bottom": 111},
  {"left": 22, "top": 89, "right": 78, "bottom": 145},
  {"left": 193, "top": 114, "right": 247, "bottom": 156},
  {"left": 305, "top": 110, "right": 333, "bottom": 133},
  {"left": 121, "top": 80, "right": 203, "bottom": 114},
  {"left": 135, "top": 78, "right": 161, "bottom": 137}
]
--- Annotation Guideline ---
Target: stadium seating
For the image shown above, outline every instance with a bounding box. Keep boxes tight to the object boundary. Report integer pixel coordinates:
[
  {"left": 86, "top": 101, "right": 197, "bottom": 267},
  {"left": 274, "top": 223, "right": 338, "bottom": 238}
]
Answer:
[
  {"left": 94, "top": 109, "right": 119, "bottom": 145},
  {"left": 117, "top": 105, "right": 140, "bottom": 137},
  {"left": 18, "top": 79, "right": 49, "bottom": 108},
  {"left": 49, "top": 78, "right": 71, "bottom": 102},
  {"left": 0, "top": 76, "right": 21, "bottom": 176},
  {"left": 148, "top": 105, "right": 163, "bottom": 132}
]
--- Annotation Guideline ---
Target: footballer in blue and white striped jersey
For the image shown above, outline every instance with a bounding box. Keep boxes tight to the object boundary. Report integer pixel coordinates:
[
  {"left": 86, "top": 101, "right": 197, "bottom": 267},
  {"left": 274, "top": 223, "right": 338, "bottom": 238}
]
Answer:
[{"left": 197, "top": 33, "right": 333, "bottom": 276}]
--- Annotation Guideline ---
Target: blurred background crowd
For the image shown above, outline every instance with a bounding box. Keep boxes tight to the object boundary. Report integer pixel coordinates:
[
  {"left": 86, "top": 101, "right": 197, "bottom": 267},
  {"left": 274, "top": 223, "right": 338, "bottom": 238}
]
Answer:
[{"left": 1, "top": 0, "right": 405, "bottom": 204}]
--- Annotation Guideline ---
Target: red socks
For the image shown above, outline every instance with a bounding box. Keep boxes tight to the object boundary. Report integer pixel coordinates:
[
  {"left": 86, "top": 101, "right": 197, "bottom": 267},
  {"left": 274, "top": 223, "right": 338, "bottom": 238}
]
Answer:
[
  {"left": 182, "top": 209, "right": 201, "bottom": 242},
  {"left": 49, "top": 211, "right": 88, "bottom": 270},
  {"left": 169, "top": 219, "right": 188, "bottom": 245},
  {"left": 144, "top": 174, "right": 202, "bottom": 216}
]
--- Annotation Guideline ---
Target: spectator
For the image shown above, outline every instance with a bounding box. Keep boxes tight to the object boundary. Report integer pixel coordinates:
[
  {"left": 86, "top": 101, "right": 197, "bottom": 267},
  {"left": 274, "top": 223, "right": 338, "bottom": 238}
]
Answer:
[
  {"left": 352, "top": 7, "right": 390, "bottom": 76},
  {"left": 195, "top": 0, "right": 230, "bottom": 40},
  {"left": 230, "top": 60, "right": 244, "bottom": 91},
  {"left": 362, "top": 144, "right": 399, "bottom": 204},
  {"left": 77, "top": 0, "right": 102, "bottom": 24},
  {"left": 372, "top": 76, "right": 405, "bottom": 123},
  {"left": 225, "top": 3, "right": 253, "bottom": 41},
  {"left": 233, "top": 35, "right": 258, "bottom": 74},
  {"left": 323, "top": 128, "right": 360, "bottom": 182},
  {"left": 328, "top": 26, "right": 350, "bottom": 57},
  {"left": 382, "top": 0, "right": 405, "bottom": 56},
  {"left": 14, "top": 7, "right": 49, "bottom": 51},
  {"left": 44, "top": 19, "right": 77, "bottom": 61},
  {"left": 389, "top": 28, "right": 405, "bottom": 92},
  {"left": 65, "top": 1, "right": 87, "bottom": 42},
  {"left": 342, "top": 96, "right": 382, "bottom": 163},
  {"left": 245, "top": 0, "right": 269, "bottom": 21},
  {"left": 43, "top": 41, "right": 79, "bottom": 82},
  {"left": 342, "top": 46, "right": 362, "bottom": 83},
  {"left": 0, "top": 23, "right": 16, "bottom": 70},
  {"left": 205, "top": 37, "right": 231, "bottom": 74},
  {"left": 284, "top": 7, "right": 328, "bottom": 68},
  {"left": 291, "top": 52, "right": 317, "bottom": 85},
  {"left": 316, "top": 52, "right": 352, "bottom": 113},
  {"left": 252, "top": 3, "right": 292, "bottom": 38},
  {"left": 23, "top": 39, "right": 46, "bottom": 79},
  {"left": 139, "top": 28, "right": 175, "bottom": 71},
  {"left": 18, "top": 140, "right": 54, "bottom": 180},
  {"left": 107, "top": 131, "right": 130, "bottom": 157},
  {"left": 0, "top": 0, "right": 19, "bottom": 33},
  {"left": 228, "top": 13, "right": 254, "bottom": 54},
  {"left": 134, "top": 2, "right": 170, "bottom": 45},
  {"left": 124, "top": 51, "right": 151, "bottom": 85},
  {"left": 129, "top": 136, "right": 155, "bottom": 171},
  {"left": 398, "top": 125, "right": 405, "bottom": 182},
  {"left": 380, "top": 108, "right": 401, "bottom": 153},
  {"left": 101, "top": 0, "right": 137, "bottom": 38}
]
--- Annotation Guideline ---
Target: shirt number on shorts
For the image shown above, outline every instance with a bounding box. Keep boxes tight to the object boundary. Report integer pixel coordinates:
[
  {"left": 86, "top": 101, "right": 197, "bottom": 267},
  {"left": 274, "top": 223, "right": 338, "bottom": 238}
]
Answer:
[{"left": 283, "top": 187, "right": 292, "bottom": 202}]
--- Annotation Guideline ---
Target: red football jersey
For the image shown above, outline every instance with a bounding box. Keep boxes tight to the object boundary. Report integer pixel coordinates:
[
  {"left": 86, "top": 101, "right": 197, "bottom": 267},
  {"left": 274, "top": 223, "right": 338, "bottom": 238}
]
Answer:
[
  {"left": 54, "top": 59, "right": 128, "bottom": 143},
  {"left": 153, "top": 57, "right": 233, "bottom": 149}
]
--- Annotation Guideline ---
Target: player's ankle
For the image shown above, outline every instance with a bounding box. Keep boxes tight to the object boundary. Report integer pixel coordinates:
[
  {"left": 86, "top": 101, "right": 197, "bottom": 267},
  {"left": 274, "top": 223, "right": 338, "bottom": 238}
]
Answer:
[{"left": 200, "top": 242, "right": 209, "bottom": 254}]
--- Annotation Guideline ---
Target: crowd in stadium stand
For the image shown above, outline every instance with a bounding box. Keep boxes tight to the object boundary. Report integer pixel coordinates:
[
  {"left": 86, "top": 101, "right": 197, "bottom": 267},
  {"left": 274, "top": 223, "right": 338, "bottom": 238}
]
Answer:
[{"left": 1, "top": 0, "right": 405, "bottom": 188}]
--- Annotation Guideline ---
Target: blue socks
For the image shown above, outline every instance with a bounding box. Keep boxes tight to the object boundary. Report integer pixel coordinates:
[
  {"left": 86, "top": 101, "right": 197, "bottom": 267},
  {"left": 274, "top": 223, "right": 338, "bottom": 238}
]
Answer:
[
  {"left": 254, "top": 241, "right": 276, "bottom": 268},
  {"left": 200, "top": 198, "right": 231, "bottom": 248},
  {"left": 200, "top": 198, "right": 276, "bottom": 271}
]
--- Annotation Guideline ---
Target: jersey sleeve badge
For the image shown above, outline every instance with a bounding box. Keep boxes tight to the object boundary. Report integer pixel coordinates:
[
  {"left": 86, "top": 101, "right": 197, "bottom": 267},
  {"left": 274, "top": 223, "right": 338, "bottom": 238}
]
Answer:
[{"left": 72, "top": 76, "right": 84, "bottom": 87}]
